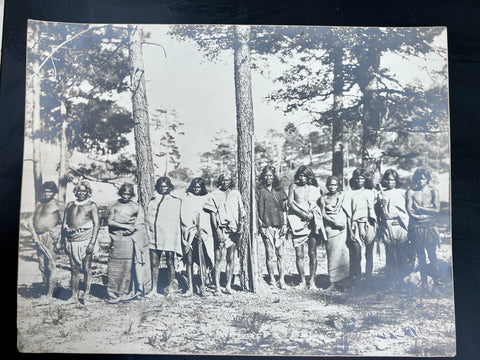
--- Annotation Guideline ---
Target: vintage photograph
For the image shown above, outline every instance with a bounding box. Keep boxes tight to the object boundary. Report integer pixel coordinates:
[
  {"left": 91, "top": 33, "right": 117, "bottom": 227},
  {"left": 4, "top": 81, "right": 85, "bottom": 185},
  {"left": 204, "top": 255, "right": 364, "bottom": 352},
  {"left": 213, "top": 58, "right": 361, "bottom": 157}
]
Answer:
[{"left": 17, "top": 21, "right": 454, "bottom": 356}]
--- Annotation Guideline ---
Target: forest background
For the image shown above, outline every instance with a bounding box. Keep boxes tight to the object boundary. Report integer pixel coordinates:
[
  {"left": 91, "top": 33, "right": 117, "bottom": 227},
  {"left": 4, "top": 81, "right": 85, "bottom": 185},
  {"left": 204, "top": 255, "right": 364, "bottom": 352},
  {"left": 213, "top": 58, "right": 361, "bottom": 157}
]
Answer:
[{"left": 21, "top": 23, "right": 449, "bottom": 213}]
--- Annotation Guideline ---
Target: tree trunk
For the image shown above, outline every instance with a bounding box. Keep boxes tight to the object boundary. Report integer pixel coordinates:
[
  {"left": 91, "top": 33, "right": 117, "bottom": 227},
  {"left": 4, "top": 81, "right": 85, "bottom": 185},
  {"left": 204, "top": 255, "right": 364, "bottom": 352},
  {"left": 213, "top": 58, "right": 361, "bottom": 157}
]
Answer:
[
  {"left": 128, "top": 26, "right": 155, "bottom": 210},
  {"left": 361, "top": 50, "right": 383, "bottom": 184},
  {"left": 58, "top": 100, "right": 68, "bottom": 203},
  {"left": 234, "top": 25, "right": 257, "bottom": 292},
  {"left": 331, "top": 44, "right": 344, "bottom": 182},
  {"left": 31, "top": 62, "right": 43, "bottom": 203}
]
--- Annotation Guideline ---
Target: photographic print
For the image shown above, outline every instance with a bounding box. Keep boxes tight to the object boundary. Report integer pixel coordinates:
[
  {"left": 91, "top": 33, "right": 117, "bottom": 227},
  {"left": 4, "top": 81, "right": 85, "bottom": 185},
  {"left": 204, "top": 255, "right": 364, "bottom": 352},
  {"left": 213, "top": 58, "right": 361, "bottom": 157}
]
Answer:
[{"left": 17, "top": 21, "right": 454, "bottom": 356}]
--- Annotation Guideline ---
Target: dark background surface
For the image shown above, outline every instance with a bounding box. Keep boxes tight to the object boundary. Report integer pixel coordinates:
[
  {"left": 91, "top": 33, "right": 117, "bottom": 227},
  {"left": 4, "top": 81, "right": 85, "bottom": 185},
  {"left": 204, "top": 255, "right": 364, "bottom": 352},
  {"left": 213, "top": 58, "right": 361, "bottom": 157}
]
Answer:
[{"left": 2, "top": 0, "right": 479, "bottom": 359}]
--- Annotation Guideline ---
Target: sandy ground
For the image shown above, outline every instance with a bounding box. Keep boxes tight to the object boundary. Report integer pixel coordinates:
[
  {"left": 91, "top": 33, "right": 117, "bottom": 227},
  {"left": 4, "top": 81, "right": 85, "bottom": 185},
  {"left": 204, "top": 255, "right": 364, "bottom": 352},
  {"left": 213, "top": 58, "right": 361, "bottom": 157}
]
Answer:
[{"left": 17, "top": 222, "right": 456, "bottom": 356}]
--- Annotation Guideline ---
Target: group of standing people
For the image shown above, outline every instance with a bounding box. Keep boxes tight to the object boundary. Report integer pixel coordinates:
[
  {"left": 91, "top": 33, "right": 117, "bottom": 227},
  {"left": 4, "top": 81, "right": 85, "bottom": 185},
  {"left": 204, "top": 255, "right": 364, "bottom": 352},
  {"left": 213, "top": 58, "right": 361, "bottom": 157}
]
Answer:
[
  {"left": 273, "top": 166, "right": 442, "bottom": 294},
  {"left": 29, "top": 164, "right": 442, "bottom": 305}
]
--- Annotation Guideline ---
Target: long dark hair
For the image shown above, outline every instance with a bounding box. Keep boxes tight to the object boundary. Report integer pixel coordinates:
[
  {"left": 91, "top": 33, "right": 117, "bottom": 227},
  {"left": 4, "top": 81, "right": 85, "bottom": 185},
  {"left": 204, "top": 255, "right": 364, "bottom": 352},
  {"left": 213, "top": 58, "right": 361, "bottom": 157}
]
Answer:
[
  {"left": 349, "top": 168, "right": 374, "bottom": 190},
  {"left": 118, "top": 183, "right": 135, "bottom": 196},
  {"left": 412, "top": 168, "right": 431, "bottom": 185},
  {"left": 42, "top": 181, "right": 58, "bottom": 194},
  {"left": 294, "top": 165, "right": 318, "bottom": 187},
  {"left": 259, "top": 165, "right": 282, "bottom": 191},
  {"left": 186, "top": 177, "right": 208, "bottom": 196},
  {"left": 155, "top": 176, "right": 174, "bottom": 192},
  {"left": 381, "top": 169, "right": 401, "bottom": 189}
]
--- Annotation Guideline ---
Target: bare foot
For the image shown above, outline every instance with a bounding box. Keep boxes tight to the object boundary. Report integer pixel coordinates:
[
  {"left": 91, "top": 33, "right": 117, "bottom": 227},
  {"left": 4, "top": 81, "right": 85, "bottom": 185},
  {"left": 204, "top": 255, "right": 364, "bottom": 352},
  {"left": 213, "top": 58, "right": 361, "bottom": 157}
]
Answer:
[
  {"left": 279, "top": 281, "right": 287, "bottom": 290},
  {"left": 214, "top": 288, "right": 223, "bottom": 296},
  {"left": 144, "top": 291, "right": 159, "bottom": 298},
  {"left": 224, "top": 286, "right": 234, "bottom": 295},
  {"left": 183, "top": 289, "right": 193, "bottom": 297},
  {"left": 106, "top": 296, "right": 121, "bottom": 304},
  {"left": 82, "top": 292, "right": 92, "bottom": 306},
  {"left": 324, "top": 284, "right": 337, "bottom": 293},
  {"left": 66, "top": 294, "right": 81, "bottom": 305},
  {"left": 297, "top": 281, "right": 307, "bottom": 290}
]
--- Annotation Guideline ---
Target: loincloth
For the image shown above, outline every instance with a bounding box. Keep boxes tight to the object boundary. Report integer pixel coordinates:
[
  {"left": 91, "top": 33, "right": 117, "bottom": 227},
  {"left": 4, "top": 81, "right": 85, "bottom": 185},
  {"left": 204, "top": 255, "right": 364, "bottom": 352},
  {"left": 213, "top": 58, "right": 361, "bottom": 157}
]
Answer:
[
  {"left": 288, "top": 213, "right": 315, "bottom": 248},
  {"left": 216, "top": 227, "right": 240, "bottom": 249},
  {"left": 351, "top": 218, "right": 376, "bottom": 246},
  {"left": 379, "top": 221, "right": 408, "bottom": 245},
  {"left": 409, "top": 225, "right": 440, "bottom": 247},
  {"left": 36, "top": 225, "right": 61, "bottom": 259},
  {"left": 65, "top": 226, "right": 93, "bottom": 269},
  {"left": 261, "top": 226, "right": 285, "bottom": 249}
]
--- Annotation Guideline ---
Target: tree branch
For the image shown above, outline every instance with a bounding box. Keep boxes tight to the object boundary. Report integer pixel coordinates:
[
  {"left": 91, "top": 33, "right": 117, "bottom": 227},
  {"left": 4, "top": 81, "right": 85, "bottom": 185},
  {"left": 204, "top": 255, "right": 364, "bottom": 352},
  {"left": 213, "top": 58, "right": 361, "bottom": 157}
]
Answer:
[{"left": 37, "top": 25, "right": 105, "bottom": 72}]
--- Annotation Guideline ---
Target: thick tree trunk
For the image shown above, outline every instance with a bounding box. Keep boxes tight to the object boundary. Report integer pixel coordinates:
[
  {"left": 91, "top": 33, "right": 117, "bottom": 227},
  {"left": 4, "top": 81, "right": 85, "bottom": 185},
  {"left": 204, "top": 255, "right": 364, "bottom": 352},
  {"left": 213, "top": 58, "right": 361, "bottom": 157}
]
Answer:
[
  {"left": 128, "top": 26, "right": 155, "bottom": 210},
  {"left": 331, "top": 45, "right": 344, "bottom": 183},
  {"left": 361, "top": 51, "right": 383, "bottom": 184},
  {"left": 234, "top": 25, "right": 257, "bottom": 292},
  {"left": 31, "top": 62, "right": 43, "bottom": 203}
]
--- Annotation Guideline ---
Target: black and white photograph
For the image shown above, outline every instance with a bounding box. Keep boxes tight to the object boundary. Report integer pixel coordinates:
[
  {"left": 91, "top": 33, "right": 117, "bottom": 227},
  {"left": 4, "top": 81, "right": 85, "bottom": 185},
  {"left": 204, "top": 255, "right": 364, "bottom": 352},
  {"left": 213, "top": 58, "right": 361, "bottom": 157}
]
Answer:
[{"left": 16, "top": 21, "right": 454, "bottom": 356}]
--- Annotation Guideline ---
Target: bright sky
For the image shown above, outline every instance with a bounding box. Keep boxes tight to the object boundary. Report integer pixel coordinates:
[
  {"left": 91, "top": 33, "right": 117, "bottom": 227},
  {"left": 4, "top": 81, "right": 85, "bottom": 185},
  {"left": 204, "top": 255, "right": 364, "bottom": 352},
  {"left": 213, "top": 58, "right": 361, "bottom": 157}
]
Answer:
[{"left": 139, "top": 25, "right": 316, "bottom": 174}]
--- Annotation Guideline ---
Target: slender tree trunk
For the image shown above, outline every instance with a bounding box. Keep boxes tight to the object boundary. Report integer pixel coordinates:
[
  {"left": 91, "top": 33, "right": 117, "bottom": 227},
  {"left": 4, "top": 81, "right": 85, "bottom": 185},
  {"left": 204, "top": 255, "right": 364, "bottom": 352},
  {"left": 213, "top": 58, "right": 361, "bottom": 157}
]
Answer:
[
  {"left": 58, "top": 100, "right": 68, "bottom": 203},
  {"left": 234, "top": 25, "right": 257, "bottom": 292},
  {"left": 331, "top": 44, "right": 344, "bottom": 182},
  {"left": 31, "top": 62, "right": 43, "bottom": 203},
  {"left": 361, "top": 50, "right": 383, "bottom": 184},
  {"left": 128, "top": 26, "right": 155, "bottom": 210}
]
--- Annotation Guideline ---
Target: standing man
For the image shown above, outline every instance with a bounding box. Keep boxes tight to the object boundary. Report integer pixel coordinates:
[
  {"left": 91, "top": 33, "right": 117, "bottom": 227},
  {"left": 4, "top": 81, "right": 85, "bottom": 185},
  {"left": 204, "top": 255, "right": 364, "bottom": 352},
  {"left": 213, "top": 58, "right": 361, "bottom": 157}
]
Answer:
[
  {"left": 62, "top": 180, "right": 100, "bottom": 305},
  {"left": 287, "top": 166, "right": 323, "bottom": 290},
  {"left": 204, "top": 172, "right": 246, "bottom": 295},
  {"left": 30, "top": 181, "right": 64, "bottom": 297},
  {"left": 146, "top": 177, "right": 182, "bottom": 297},
  {"left": 256, "top": 166, "right": 289, "bottom": 290},
  {"left": 376, "top": 169, "right": 413, "bottom": 288},
  {"left": 406, "top": 168, "right": 441, "bottom": 293},
  {"left": 348, "top": 168, "right": 377, "bottom": 285}
]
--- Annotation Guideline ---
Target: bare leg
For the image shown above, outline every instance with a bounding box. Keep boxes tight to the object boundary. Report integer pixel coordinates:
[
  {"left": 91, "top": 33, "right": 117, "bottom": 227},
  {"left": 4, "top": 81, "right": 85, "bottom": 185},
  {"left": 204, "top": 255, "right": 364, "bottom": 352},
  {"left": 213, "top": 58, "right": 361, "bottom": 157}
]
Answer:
[
  {"left": 147, "top": 249, "right": 161, "bottom": 296},
  {"left": 165, "top": 251, "right": 176, "bottom": 294},
  {"left": 45, "top": 256, "right": 57, "bottom": 297},
  {"left": 365, "top": 242, "right": 374, "bottom": 280},
  {"left": 307, "top": 235, "right": 318, "bottom": 289},
  {"left": 225, "top": 244, "right": 236, "bottom": 294},
  {"left": 214, "top": 246, "right": 224, "bottom": 295},
  {"left": 38, "top": 253, "right": 47, "bottom": 287},
  {"left": 70, "top": 269, "right": 81, "bottom": 304},
  {"left": 426, "top": 242, "right": 441, "bottom": 289},
  {"left": 348, "top": 239, "right": 362, "bottom": 284},
  {"left": 83, "top": 254, "right": 93, "bottom": 303},
  {"left": 276, "top": 242, "right": 286, "bottom": 288},
  {"left": 415, "top": 242, "right": 429, "bottom": 292},
  {"left": 263, "top": 236, "right": 276, "bottom": 287},
  {"left": 295, "top": 244, "right": 306, "bottom": 288},
  {"left": 47, "top": 270, "right": 57, "bottom": 297},
  {"left": 185, "top": 250, "right": 193, "bottom": 296}
]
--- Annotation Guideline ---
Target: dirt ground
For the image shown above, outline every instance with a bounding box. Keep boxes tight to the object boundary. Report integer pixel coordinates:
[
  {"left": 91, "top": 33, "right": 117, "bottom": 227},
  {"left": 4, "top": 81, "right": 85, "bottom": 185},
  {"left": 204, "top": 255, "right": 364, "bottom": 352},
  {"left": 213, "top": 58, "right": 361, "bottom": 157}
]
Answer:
[{"left": 16, "top": 221, "right": 456, "bottom": 356}]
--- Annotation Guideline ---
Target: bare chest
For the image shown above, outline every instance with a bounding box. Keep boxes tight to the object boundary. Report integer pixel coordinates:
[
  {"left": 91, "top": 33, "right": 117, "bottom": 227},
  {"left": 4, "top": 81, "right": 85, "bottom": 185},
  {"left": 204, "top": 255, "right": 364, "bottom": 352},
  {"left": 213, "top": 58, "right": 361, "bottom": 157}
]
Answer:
[
  {"left": 412, "top": 188, "right": 434, "bottom": 207},
  {"left": 66, "top": 203, "right": 92, "bottom": 226}
]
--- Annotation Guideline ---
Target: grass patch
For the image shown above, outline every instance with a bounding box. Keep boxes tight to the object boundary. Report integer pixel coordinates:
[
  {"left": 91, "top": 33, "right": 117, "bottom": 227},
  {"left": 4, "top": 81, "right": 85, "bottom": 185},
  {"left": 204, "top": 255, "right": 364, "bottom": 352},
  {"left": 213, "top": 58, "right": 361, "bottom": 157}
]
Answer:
[
  {"left": 361, "top": 312, "right": 401, "bottom": 329},
  {"left": 233, "top": 311, "right": 278, "bottom": 334},
  {"left": 145, "top": 327, "right": 173, "bottom": 348}
]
